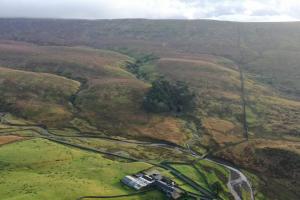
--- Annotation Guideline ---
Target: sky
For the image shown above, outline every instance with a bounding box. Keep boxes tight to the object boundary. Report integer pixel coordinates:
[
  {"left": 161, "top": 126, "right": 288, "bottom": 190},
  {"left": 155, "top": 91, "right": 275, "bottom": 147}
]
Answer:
[{"left": 0, "top": 0, "right": 300, "bottom": 22}]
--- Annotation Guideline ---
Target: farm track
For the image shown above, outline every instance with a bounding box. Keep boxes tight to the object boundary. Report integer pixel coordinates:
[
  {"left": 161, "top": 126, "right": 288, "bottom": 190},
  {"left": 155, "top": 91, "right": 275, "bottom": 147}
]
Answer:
[
  {"left": 0, "top": 119, "right": 217, "bottom": 199},
  {"left": 0, "top": 114, "right": 254, "bottom": 200},
  {"left": 205, "top": 159, "right": 254, "bottom": 200}
]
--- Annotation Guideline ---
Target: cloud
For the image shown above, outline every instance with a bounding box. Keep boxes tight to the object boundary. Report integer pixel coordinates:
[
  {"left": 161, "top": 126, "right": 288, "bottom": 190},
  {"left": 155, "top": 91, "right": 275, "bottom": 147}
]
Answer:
[{"left": 0, "top": 0, "right": 299, "bottom": 22}]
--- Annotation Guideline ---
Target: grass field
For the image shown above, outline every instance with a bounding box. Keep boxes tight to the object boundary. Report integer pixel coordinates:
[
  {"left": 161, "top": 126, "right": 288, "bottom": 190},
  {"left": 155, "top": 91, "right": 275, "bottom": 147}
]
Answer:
[
  {"left": 171, "top": 162, "right": 233, "bottom": 200},
  {"left": 0, "top": 138, "right": 166, "bottom": 200},
  {"left": 55, "top": 137, "right": 194, "bottom": 162}
]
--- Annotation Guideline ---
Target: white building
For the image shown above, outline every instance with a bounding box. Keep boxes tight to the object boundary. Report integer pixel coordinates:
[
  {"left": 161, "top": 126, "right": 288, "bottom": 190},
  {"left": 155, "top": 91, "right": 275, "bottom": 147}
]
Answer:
[{"left": 121, "top": 175, "right": 155, "bottom": 190}]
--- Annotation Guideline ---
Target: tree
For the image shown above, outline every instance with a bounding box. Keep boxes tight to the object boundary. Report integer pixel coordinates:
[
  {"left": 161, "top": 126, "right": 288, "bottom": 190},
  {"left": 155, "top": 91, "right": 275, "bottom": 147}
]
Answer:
[{"left": 143, "top": 77, "right": 195, "bottom": 114}]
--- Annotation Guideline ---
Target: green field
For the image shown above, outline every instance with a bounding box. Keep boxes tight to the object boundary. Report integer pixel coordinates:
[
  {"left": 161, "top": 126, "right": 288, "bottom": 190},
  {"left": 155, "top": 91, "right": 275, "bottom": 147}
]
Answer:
[
  {"left": 59, "top": 137, "right": 194, "bottom": 163},
  {"left": 171, "top": 162, "right": 233, "bottom": 200},
  {"left": 0, "top": 139, "right": 165, "bottom": 200}
]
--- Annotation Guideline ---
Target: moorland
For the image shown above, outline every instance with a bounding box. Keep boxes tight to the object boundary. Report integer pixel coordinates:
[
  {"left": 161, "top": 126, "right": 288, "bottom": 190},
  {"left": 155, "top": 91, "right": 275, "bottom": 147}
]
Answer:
[{"left": 0, "top": 19, "right": 299, "bottom": 200}]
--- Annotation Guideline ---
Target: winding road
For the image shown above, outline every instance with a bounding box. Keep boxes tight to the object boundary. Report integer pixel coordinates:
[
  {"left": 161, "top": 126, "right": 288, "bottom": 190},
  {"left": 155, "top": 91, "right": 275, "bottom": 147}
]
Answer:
[
  {"left": 0, "top": 113, "right": 254, "bottom": 200},
  {"left": 205, "top": 159, "right": 254, "bottom": 200}
]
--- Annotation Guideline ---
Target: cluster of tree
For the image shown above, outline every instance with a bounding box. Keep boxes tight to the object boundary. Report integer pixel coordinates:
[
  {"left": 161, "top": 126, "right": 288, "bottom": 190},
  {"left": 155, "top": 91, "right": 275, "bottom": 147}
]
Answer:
[
  {"left": 143, "top": 77, "right": 196, "bottom": 114},
  {"left": 125, "top": 54, "right": 158, "bottom": 80},
  {"left": 125, "top": 61, "right": 141, "bottom": 78}
]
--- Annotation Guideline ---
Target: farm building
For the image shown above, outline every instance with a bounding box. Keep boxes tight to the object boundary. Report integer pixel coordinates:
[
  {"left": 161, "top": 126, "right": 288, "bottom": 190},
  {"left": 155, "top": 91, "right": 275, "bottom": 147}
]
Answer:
[
  {"left": 155, "top": 179, "right": 184, "bottom": 200},
  {"left": 121, "top": 174, "right": 155, "bottom": 190},
  {"left": 121, "top": 171, "right": 184, "bottom": 200}
]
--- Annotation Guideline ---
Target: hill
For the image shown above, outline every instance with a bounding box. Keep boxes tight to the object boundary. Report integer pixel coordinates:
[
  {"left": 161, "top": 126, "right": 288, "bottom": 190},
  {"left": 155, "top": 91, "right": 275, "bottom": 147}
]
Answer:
[
  {"left": 0, "top": 66, "right": 80, "bottom": 126},
  {"left": 0, "top": 41, "right": 190, "bottom": 144},
  {"left": 0, "top": 19, "right": 300, "bottom": 99},
  {"left": 0, "top": 19, "right": 299, "bottom": 200}
]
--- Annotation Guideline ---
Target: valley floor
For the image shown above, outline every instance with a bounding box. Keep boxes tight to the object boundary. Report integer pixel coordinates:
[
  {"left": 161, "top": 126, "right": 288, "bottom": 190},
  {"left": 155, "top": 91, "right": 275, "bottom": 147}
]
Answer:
[{"left": 0, "top": 118, "right": 255, "bottom": 200}]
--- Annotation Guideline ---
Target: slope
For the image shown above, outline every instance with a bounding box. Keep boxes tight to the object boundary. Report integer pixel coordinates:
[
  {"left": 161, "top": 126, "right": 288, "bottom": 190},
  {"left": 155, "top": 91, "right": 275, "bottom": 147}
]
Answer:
[
  {"left": 0, "top": 19, "right": 299, "bottom": 99},
  {"left": 0, "top": 66, "right": 80, "bottom": 126},
  {"left": 0, "top": 41, "right": 190, "bottom": 144},
  {"left": 0, "top": 138, "right": 163, "bottom": 200}
]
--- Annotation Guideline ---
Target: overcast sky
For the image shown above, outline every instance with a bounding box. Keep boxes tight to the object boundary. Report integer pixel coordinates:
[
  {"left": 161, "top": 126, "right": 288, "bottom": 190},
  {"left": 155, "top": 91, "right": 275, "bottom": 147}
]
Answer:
[{"left": 0, "top": 0, "right": 300, "bottom": 22}]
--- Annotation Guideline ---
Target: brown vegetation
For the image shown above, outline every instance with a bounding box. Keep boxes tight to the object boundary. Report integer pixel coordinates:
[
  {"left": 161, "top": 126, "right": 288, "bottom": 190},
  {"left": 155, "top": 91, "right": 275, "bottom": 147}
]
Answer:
[{"left": 0, "top": 135, "right": 24, "bottom": 145}]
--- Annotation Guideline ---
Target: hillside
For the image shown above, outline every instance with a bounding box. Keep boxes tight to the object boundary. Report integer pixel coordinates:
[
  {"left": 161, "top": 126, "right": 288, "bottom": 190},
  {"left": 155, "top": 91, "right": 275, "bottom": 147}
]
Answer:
[
  {"left": 153, "top": 56, "right": 300, "bottom": 200},
  {"left": 0, "top": 138, "right": 164, "bottom": 200},
  {"left": 0, "top": 19, "right": 299, "bottom": 200},
  {"left": 1, "top": 19, "right": 300, "bottom": 99},
  {"left": 0, "top": 66, "right": 80, "bottom": 126},
  {"left": 0, "top": 41, "right": 190, "bottom": 144}
]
